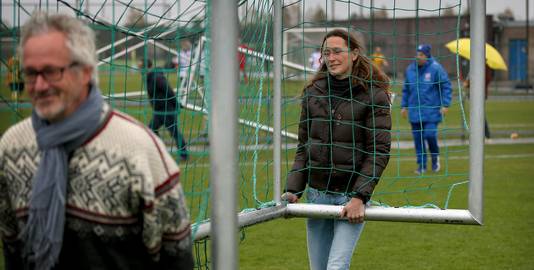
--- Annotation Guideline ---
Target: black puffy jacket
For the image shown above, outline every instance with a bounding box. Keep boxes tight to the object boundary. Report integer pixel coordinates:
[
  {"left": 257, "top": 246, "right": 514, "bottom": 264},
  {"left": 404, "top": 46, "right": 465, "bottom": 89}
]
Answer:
[
  {"left": 146, "top": 71, "right": 178, "bottom": 112},
  {"left": 286, "top": 77, "right": 392, "bottom": 203}
]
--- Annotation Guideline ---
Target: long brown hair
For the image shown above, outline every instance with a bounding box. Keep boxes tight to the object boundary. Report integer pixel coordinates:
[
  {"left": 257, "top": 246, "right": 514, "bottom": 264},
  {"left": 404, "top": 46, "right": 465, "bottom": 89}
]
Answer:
[{"left": 307, "top": 29, "right": 390, "bottom": 92}]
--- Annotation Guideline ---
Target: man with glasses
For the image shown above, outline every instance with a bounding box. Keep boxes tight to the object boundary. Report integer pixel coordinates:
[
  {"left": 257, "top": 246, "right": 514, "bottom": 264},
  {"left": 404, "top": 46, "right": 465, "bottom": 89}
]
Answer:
[{"left": 0, "top": 13, "right": 193, "bottom": 270}]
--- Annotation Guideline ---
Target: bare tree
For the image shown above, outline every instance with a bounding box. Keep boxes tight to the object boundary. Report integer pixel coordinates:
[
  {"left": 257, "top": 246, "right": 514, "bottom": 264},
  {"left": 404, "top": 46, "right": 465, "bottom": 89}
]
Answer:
[
  {"left": 349, "top": 11, "right": 359, "bottom": 21},
  {"left": 372, "top": 5, "right": 388, "bottom": 19},
  {"left": 308, "top": 5, "right": 326, "bottom": 22},
  {"left": 283, "top": 4, "right": 301, "bottom": 27},
  {"left": 497, "top": 7, "right": 515, "bottom": 22},
  {"left": 443, "top": 5, "right": 456, "bottom": 16},
  {"left": 125, "top": 8, "right": 148, "bottom": 28}
]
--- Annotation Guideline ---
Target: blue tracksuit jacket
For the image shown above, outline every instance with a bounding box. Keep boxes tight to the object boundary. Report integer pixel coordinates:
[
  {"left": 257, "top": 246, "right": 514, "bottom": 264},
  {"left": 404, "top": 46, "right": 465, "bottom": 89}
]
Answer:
[{"left": 401, "top": 58, "right": 452, "bottom": 123}]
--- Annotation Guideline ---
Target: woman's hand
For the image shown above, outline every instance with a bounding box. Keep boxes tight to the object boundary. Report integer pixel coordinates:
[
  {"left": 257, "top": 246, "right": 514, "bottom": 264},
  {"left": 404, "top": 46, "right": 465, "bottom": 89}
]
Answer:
[
  {"left": 281, "top": 192, "right": 299, "bottom": 203},
  {"left": 340, "top": 197, "right": 365, "bottom": 223}
]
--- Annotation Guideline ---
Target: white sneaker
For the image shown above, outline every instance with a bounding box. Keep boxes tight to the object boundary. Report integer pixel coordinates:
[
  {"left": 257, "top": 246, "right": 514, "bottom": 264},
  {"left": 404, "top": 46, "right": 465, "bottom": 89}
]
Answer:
[
  {"left": 432, "top": 157, "right": 441, "bottom": 172},
  {"left": 414, "top": 168, "right": 426, "bottom": 175}
]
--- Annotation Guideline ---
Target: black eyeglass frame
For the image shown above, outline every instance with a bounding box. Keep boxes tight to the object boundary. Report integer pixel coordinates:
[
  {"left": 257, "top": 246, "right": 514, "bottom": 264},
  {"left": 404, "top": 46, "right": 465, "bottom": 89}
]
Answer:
[{"left": 21, "top": 62, "right": 80, "bottom": 84}]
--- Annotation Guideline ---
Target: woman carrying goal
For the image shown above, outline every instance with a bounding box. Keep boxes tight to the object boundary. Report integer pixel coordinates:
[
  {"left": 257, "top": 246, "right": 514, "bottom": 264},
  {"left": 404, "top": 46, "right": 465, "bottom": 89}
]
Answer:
[{"left": 283, "top": 29, "right": 392, "bottom": 270}]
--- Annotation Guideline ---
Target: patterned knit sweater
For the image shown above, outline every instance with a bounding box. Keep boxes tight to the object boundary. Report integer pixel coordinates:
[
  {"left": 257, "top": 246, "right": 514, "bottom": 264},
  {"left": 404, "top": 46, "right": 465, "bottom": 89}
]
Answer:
[{"left": 0, "top": 104, "right": 193, "bottom": 270}]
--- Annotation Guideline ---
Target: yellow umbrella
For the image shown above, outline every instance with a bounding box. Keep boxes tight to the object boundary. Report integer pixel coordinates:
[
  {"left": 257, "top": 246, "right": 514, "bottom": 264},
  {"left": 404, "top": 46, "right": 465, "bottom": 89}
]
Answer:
[{"left": 445, "top": 38, "right": 508, "bottom": 71}]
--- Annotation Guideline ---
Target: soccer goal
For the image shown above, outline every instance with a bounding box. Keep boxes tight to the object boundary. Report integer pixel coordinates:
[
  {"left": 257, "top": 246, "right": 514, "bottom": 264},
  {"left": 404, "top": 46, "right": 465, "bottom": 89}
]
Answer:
[
  {"left": 202, "top": 2, "right": 486, "bottom": 268},
  {"left": 0, "top": 0, "right": 486, "bottom": 269}
]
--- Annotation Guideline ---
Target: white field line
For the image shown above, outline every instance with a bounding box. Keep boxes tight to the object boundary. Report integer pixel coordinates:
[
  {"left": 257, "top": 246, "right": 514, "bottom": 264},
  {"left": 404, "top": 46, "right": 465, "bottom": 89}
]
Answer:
[{"left": 491, "top": 123, "right": 534, "bottom": 128}]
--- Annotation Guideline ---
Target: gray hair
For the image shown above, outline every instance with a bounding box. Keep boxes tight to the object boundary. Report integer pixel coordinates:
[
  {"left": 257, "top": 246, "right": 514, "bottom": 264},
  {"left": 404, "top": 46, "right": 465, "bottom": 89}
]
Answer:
[{"left": 19, "top": 12, "right": 98, "bottom": 84}]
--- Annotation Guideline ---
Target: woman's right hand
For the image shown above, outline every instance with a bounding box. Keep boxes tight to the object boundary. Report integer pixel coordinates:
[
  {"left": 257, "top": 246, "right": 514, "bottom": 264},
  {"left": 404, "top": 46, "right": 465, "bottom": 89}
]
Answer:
[{"left": 281, "top": 192, "right": 299, "bottom": 203}]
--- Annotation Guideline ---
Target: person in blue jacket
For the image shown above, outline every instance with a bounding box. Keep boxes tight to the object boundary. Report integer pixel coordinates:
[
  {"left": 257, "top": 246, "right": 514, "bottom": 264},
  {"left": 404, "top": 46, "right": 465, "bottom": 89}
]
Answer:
[{"left": 401, "top": 44, "right": 452, "bottom": 174}]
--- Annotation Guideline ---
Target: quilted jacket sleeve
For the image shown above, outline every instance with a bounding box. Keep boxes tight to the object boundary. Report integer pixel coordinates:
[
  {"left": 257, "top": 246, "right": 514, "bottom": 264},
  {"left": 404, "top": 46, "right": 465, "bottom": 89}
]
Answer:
[{"left": 351, "top": 88, "right": 392, "bottom": 203}]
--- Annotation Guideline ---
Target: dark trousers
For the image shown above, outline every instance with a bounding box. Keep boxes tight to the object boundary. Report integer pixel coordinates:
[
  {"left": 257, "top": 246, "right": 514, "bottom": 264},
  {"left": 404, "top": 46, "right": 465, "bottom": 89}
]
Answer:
[
  {"left": 150, "top": 112, "right": 187, "bottom": 158},
  {"left": 410, "top": 122, "right": 440, "bottom": 170},
  {"left": 484, "top": 118, "right": 491, "bottom": 139},
  {"left": 9, "top": 82, "right": 24, "bottom": 92}
]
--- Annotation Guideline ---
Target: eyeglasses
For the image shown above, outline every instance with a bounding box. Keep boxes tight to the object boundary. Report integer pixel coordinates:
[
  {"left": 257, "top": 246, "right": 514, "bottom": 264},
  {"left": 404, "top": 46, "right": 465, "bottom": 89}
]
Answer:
[
  {"left": 322, "top": 47, "right": 353, "bottom": 58},
  {"left": 21, "top": 62, "right": 80, "bottom": 84}
]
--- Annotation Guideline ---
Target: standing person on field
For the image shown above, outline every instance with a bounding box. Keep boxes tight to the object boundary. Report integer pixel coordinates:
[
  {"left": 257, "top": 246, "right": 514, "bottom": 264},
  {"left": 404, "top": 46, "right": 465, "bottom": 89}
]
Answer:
[
  {"left": 238, "top": 42, "right": 250, "bottom": 83},
  {"left": 308, "top": 48, "right": 322, "bottom": 71},
  {"left": 463, "top": 64, "right": 493, "bottom": 141},
  {"left": 178, "top": 40, "right": 192, "bottom": 83},
  {"left": 401, "top": 44, "right": 452, "bottom": 174},
  {"left": 370, "top": 46, "right": 389, "bottom": 71},
  {"left": 139, "top": 59, "right": 188, "bottom": 161},
  {"left": 6, "top": 55, "right": 25, "bottom": 100},
  {"left": 0, "top": 13, "right": 193, "bottom": 270},
  {"left": 283, "top": 29, "right": 392, "bottom": 270}
]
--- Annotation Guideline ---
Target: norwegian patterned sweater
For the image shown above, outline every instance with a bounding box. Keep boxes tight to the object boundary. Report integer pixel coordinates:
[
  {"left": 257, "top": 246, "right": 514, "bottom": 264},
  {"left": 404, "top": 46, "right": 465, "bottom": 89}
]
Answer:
[{"left": 0, "top": 104, "right": 193, "bottom": 270}]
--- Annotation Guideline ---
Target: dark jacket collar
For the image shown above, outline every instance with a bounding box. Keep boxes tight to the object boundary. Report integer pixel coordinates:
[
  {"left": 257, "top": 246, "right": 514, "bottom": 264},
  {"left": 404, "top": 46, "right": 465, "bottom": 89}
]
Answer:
[{"left": 311, "top": 77, "right": 365, "bottom": 96}]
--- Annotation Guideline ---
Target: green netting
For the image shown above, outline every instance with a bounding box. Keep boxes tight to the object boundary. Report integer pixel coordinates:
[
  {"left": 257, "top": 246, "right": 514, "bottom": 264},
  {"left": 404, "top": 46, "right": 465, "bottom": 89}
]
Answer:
[{"left": 1, "top": 0, "right": 472, "bottom": 268}]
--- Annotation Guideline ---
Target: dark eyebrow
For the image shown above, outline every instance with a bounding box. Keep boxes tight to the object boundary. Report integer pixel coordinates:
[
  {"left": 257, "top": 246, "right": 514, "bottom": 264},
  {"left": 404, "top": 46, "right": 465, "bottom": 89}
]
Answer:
[{"left": 23, "top": 64, "right": 72, "bottom": 72}]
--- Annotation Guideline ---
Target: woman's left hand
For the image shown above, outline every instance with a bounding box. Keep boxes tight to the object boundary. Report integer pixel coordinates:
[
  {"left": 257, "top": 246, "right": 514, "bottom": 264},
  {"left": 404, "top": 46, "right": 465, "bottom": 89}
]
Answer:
[{"left": 340, "top": 197, "right": 365, "bottom": 224}]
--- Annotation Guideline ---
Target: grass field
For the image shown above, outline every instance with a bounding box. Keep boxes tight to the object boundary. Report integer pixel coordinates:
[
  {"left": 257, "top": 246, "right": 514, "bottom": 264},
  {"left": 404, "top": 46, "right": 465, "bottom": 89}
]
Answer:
[
  {"left": 239, "top": 143, "right": 534, "bottom": 270},
  {"left": 1, "top": 71, "right": 533, "bottom": 269},
  {"left": 145, "top": 142, "right": 532, "bottom": 270},
  {"left": 2, "top": 144, "right": 532, "bottom": 269}
]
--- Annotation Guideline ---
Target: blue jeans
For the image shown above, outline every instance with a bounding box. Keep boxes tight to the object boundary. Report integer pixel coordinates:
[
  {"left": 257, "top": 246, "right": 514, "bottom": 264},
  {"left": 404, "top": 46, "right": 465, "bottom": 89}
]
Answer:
[
  {"left": 306, "top": 188, "right": 365, "bottom": 270},
  {"left": 410, "top": 122, "right": 440, "bottom": 170}
]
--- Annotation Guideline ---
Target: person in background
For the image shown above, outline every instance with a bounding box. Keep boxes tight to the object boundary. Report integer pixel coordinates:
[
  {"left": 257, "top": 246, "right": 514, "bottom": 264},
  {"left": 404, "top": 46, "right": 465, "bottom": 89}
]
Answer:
[
  {"left": 463, "top": 64, "right": 493, "bottom": 142},
  {"left": 308, "top": 48, "right": 322, "bottom": 71},
  {"left": 0, "top": 13, "right": 193, "bottom": 270},
  {"left": 6, "top": 55, "right": 25, "bottom": 100},
  {"left": 370, "top": 46, "right": 389, "bottom": 71},
  {"left": 169, "top": 55, "right": 179, "bottom": 69},
  {"left": 401, "top": 44, "right": 452, "bottom": 174},
  {"left": 139, "top": 59, "right": 188, "bottom": 161},
  {"left": 238, "top": 42, "right": 250, "bottom": 83},
  {"left": 283, "top": 29, "right": 391, "bottom": 270},
  {"left": 178, "top": 40, "right": 192, "bottom": 84}
]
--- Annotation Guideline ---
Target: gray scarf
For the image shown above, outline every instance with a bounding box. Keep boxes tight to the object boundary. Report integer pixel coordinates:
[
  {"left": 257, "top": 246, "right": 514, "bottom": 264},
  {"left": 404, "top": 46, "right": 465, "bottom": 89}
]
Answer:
[{"left": 21, "top": 86, "right": 104, "bottom": 270}]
